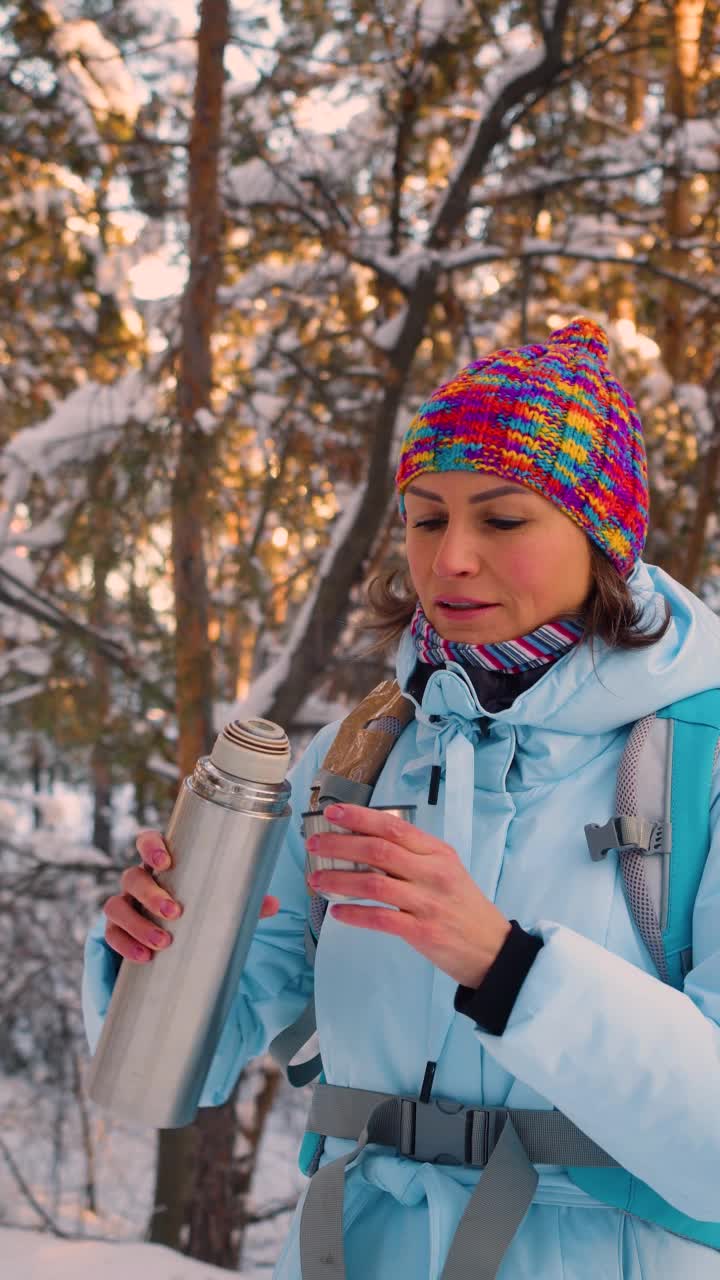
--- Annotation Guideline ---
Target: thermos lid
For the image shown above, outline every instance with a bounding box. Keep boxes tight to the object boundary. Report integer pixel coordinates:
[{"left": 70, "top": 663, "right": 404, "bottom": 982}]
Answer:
[{"left": 210, "top": 718, "right": 291, "bottom": 783}]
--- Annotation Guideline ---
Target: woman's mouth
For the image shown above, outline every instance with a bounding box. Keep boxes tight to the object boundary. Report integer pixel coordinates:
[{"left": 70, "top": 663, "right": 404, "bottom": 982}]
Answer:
[{"left": 435, "top": 599, "right": 499, "bottom": 617}]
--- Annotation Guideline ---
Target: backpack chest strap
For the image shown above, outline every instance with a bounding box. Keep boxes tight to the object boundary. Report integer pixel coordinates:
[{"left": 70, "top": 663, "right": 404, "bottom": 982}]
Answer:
[
  {"left": 307, "top": 1082, "right": 618, "bottom": 1169},
  {"left": 299, "top": 1084, "right": 617, "bottom": 1280}
]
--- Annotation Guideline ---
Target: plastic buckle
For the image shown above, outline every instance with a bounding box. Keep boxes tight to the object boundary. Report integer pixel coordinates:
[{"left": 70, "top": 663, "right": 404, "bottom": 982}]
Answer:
[
  {"left": 399, "top": 1098, "right": 471, "bottom": 1166},
  {"left": 585, "top": 819, "right": 619, "bottom": 861},
  {"left": 584, "top": 816, "right": 668, "bottom": 862}
]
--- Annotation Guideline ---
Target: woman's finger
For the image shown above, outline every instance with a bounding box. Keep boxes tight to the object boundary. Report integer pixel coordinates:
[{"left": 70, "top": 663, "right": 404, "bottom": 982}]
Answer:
[
  {"left": 105, "top": 922, "right": 153, "bottom": 963},
  {"left": 328, "top": 900, "right": 417, "bottom": 938},
  {"left": 104, "top": 892, "right": 174, "bottom": 951},
  {"left": 136, "top": 829, "right": 173, "bottom": 872},
  {"left": 105, "top": 891, "right": 277, "bottom": 960},
  {"left": 322, "top": 803, "right": 449, "bottom": 857},
  {"left": 120, "top": 865, "right": 181, "bottom": 920},
  {"left": 307, "top": 832, "right": 410, "bottom": 877},
  {"left": 308, "top": 868, "right": 423, "bottom": 914},
  {"left": 304, "top": 829, "right": 456, "bottom": 890}
]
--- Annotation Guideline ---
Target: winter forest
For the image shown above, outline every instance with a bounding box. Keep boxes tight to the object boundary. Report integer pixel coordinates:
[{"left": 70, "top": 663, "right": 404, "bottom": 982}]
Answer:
[{"left": 0, "top": 0, "right": 719, "bottom": 1274}]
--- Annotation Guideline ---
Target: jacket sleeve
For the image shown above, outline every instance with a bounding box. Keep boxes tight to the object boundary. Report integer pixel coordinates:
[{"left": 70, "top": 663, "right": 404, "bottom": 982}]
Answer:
[
  {"left": 81, "top": 719, "right": 342, "bottom": 1108},
  {"left": 473, "top": 763, "right": 720, "bottom": 1221}
]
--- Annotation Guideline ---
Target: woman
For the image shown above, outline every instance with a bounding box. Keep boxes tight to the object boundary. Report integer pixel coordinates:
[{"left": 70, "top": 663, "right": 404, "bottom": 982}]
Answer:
[{"left": 84, "top": 318, "right": 720, "bottom": 1278}]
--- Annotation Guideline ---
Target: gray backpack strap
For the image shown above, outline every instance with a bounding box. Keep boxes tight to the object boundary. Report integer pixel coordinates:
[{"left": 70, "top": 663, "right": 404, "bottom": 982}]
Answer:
[
  {"left": 268, "top": 995, "right": 322, "bottom": 1087},
  {"left": 268, "top": 895, "right": 328, "bottom": 1087},
  {"left": 299, "top": 1084, "right": 616, "bottom": 1280},
  {"left": 439, "top": 1119, "right": 537, "bottom": 1280},
  {"left": 307, "top": 1083, "right": 617, "bottom": 1167},
  {"left": 299, "top": 1106, "right": 537, "bottom": 1280},
  {"left": 311, "top": 771, "right": 373, "bottom": 808},
  {"left": 585, "top": 714, "right": 673, "bottom": 983},
  {"left": 299, "top": 1096, "right": 399, "bottom": 1279},
  {"left": 307, "top": 679, "right": 413, "bottom": 812}
]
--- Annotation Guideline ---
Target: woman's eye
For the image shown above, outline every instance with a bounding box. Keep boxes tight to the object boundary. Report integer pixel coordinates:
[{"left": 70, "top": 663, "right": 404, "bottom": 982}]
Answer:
[
  {"left": 412, "top": 518, "right": 446, "bottom": 530},
  {"left": 412, "top": 514, "right": 525, "bottom": 529},
  {"left": 486, "top": 519, "right": 526, "bottom": 531}
]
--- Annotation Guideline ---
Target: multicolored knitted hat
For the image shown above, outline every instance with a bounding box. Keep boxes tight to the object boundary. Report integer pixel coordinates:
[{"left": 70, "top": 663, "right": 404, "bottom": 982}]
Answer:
[{"left": 395, "top": 318, "right": 648, "bottom": 576}]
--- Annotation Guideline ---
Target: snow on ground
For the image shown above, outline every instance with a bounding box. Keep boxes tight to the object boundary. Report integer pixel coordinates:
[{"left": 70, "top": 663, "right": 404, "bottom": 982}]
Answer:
[
  {"left": 0, "top": 1069, "right": 308, "bottom": 1269},
  {"left": 0, "top": 1227, "right": 267, "bottom": 1279}
]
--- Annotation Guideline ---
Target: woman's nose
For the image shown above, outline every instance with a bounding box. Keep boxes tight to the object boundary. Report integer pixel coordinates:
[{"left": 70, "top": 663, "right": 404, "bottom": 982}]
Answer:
[{"left": 432, "top": 524, "right": 481, "bottom": 577}]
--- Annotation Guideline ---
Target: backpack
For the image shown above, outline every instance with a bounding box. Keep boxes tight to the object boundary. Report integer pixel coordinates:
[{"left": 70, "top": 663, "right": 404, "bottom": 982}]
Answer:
[{"left": 269, "top": 680, "right": 720, "bottom": 1256}]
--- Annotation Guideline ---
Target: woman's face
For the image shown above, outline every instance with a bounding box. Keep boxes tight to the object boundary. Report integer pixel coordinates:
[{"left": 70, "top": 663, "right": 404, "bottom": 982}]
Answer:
[{"left": 404, "top": 471, "right": 593, "bottom": 643}]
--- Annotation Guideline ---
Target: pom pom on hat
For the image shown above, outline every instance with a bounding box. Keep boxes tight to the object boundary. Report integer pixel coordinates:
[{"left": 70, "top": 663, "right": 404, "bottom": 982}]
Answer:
[
  {"left": 547, "top": 316, "right": 610, "bottom": 363},
  {"left": 395, "top": 316, "right": 648, "bottom": 576}
]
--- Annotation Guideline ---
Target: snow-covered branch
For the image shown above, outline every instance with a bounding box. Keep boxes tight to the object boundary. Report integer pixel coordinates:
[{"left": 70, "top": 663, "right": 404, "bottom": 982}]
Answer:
[
  {"left": 0, "top": 374, "right": 158, "bottom": 551},
  {"left": 0, "top": 562, "right": 173, "bottom": 708},
  {"left": 426, "top": 2, "right": 571, "bottom": 246}
]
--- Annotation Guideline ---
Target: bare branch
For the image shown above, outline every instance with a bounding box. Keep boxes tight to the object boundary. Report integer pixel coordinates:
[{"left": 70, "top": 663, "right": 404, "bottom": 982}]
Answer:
[
  {"left": 0, "top": 1136, "right": 68, "bottom": 1237},
  {"left": 440, "top": 242, "right": 719, "bottom": 301},
  {"left": 243, "top": 1198, "right": 299, "bottom": 1224},
  {"left": 427, "top": 0, "right": 573, "bottom": 247},
  {"left": 0, "top": 566, "right": 173, "bottom": 709}
]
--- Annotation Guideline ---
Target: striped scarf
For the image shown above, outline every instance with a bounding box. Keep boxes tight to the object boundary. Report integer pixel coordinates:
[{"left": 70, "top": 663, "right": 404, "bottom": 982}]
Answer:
[{"left": 410, "top": 603, "right": 584, "bottom": 674}]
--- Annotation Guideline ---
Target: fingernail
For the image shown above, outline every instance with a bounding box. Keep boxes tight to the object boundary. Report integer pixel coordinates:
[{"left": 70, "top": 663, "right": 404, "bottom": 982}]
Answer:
[
  {"left": 158, "top": 899, "right": 179, "bottom": 918},
  {"left": 306, "top": 836, "right": 320, "bottom": 852},
  {"left": 132, "top": 943, "right": 149, "bottom": 961},
  {"left": 150, "top": 848, "right": 167, "bottom": 868},
  {"left": 150, "top": 929, "right": 169, "bottom": 947},
  {"left": 325, "top": 805, "right": 344, "bottom": 821}
]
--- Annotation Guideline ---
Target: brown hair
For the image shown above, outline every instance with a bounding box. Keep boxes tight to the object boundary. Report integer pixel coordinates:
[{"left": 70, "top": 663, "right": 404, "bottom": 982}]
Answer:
[{"left": 361, "top": 541, "right": 672, "bottom": 656}]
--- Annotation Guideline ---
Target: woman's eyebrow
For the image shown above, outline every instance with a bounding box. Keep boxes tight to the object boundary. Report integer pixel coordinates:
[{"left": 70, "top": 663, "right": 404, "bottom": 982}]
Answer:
[{"left": 405, "top": 482, "right": 526, "bottom": 505}]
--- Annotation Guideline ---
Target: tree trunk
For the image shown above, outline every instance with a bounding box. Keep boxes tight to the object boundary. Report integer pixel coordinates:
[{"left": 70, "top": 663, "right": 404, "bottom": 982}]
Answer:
[
  {"left": 660, "top": 0, "right": 707, "bottom": 583},
  {"left": 89, "top": 461, "right": 113, "bottom": 856},
  {"left": 678, "top": 370, "right": 720, "bottom": 591},
  {"left": 660, "top": 0, "right": 705, "bottom": 382},
  {"left": 185, "top": 1085, "right": 244, "bottom": 1265},
  {"left": 625, "top": 1, "right": 650, "bottom": 132},
  {"left": 150, "top": 1126, "right": 199, "bottom": 1249},
  {"left": 169, "top": 0, "right": 228, "bottom": 780},
  {"left": 152, "top": 2, "right": 277, "bottom": 1265},
  {"left": 151, "top": 0, "right": 236, "bottom": 1260}
]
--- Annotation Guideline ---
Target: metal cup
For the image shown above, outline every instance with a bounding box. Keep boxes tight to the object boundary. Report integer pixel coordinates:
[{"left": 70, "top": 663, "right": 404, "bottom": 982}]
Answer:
[{"left": 302, "top": 805, "right": 417, "bottom": 902}]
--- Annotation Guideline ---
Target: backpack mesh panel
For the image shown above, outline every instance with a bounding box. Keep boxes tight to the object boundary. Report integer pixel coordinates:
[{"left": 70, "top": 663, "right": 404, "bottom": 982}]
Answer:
[
  {"left": 619, "top": 850, "right": 669, "bottom": 981},
  {"left": 364, "top": 715, "right": 405, "bottom": 737},
  {"left": 308, "top": 893, "right": 329, "bottom": 943},
  {"left": 615, "top": 716, "right": 670, "bottom": 983},
  {"left": 615, "top": 715, "right": 651, "bottom": 814}
]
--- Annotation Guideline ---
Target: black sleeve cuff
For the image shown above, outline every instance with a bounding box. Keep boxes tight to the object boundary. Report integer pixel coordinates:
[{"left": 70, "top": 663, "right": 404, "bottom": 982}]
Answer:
[{"left": 453, "top": 920, "right": 543, "bottom": 1036}]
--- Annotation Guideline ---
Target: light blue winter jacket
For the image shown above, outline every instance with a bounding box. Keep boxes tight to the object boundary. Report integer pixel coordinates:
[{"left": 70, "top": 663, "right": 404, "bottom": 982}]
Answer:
[{"left": 83, "top": 560, "right": 720, "bottom": 1278}]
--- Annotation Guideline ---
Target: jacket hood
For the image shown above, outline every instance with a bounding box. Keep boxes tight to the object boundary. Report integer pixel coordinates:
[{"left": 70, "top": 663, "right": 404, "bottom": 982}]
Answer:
[{"left": 395, "top": 560, "right": 720, "bottom": 735}]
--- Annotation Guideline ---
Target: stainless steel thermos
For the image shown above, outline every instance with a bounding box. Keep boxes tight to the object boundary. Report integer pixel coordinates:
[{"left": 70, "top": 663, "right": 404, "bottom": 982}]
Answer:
[{"left": 86, "top": 718, "right": 292, "bottom": 1129}]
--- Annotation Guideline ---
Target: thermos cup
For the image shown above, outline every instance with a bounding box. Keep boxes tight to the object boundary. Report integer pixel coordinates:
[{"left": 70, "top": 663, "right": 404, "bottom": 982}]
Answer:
[
  {"left": 86, "top": 718, "right": 292, "bottom": 1129},
  {"left": 303, "top": 805, "right": 417, "bottom": 902}
]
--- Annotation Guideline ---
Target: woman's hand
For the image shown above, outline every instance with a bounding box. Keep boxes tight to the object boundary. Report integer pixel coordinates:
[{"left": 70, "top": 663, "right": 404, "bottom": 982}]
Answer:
[
  {"left": 306, "top": 804, "right": 510, "bottom": 988},
  {"left": 103, "top": 830, "right": 280, "bottom": 964}
]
